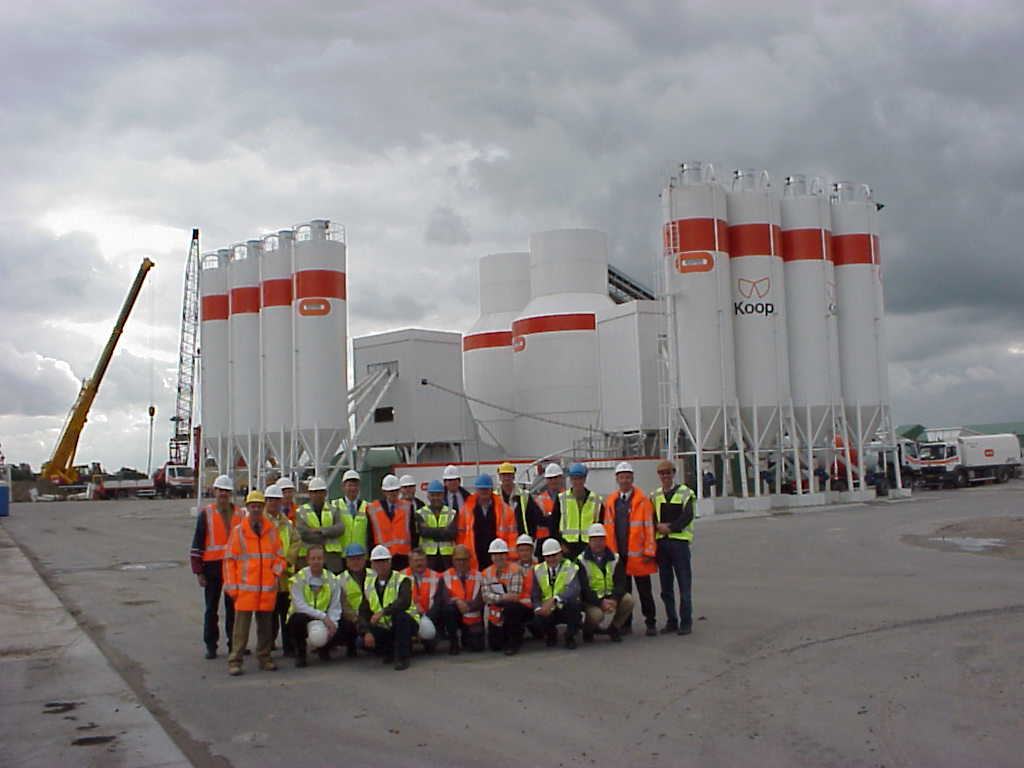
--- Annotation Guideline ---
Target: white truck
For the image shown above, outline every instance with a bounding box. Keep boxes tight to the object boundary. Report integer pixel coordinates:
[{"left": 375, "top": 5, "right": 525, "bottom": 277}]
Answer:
[{"left": 908, "top": 433, "right": 1021, "bottom": 488}]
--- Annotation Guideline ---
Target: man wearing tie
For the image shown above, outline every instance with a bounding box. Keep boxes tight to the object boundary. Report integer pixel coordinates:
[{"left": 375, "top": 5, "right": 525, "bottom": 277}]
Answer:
[{"left": 442, "top": 464, "right": 471, "bottom": 514}]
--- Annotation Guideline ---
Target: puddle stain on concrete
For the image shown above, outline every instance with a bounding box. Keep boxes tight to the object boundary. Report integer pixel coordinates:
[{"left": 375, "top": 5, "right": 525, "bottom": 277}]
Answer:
[{"left": 71, "top": 735, "right": 117, "bottom": 746}]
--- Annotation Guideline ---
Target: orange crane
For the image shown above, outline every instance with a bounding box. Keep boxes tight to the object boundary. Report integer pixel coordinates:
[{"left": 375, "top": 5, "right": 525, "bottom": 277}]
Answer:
[{"left": 41, "top": 258, "right": 155, "bottom": 484}]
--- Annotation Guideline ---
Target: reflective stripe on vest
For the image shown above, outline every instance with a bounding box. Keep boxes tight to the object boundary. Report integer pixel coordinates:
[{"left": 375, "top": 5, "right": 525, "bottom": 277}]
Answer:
[
  {"left": 534, "top": 560, "right": 578, "bottom": 601},
  {"left": 202, "top": 505, "right": 241, "bottom": 561},
  {"left": 482, "top": 563, "right": 530, "bottom": 625},
  {"left": 443, "top": 569, "right": 482, "bottom": 624},
  {"left": 288, "top": 567, "right": 336, "bottom": 617},
  {"left": 558, "top": 490, "right": 602, "bottom": 542},
  {"left": 335, "top": 498, "right": 370, "bottom": 552},
  {"left": 581, "top": 552, "right": 619, "bottom": 598},
  {"left": 509, "top": 490, "right": 529, "bottom": 534},
  {"left": 418, "top": 506, "right": 455, "bottom": 555},
  {"left": 338, "top": 570, "right": 365, "bottom": 615},
  {"left": 402, "top": 567, "right": 439, "bottom": 614},
  {"left": 652, "top": 485, "right": 695, "bottom": 541},
  {"left": 299, "top": 503, "right": 343, "bottom": 554},
  {"left": 363, "top": 570, "right": 419, "bottom": 627},
  {"left": 368, "top": 501, "right": 412, "bottom": 556}
]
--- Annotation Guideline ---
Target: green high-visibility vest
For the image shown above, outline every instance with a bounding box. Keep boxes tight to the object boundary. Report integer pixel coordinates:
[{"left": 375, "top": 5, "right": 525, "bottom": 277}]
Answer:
[
  {"left": 363, "top": 570, "right": 420, "bottom": 628},
  {"left": 558, "top": 490, "right": 602, "bottom": 543},
  {"left": 298, "top": 503, "right": 343, "bottom": 554},
  {"left": 338, "top": 570, "right": 365, "bottom": 615},
  {"left": 287, "top": 567, "right": 337, "bottom": 617},
  {"left": 334, "top": 498, "right": 369, "bottom": 552},
  {"left": 509, "top": 489, "right": 530, "bottom": 533},
  {"left": 418, "top": 505, "right": 455, "bottom": 555},
  {"left": 651, "top": 485, "right": 695, "bottom": 541},
  {"left": 534, "top": 560, "right": 578, "bottom": 601},
  {"left": 581, "top": 551, "right": 619, "bottom": 599}
]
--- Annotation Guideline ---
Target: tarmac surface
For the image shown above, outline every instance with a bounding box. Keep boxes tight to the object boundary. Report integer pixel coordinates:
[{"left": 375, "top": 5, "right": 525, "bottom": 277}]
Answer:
[{"left": 2, "top": 482, "right": 1023, "bottom": 767}]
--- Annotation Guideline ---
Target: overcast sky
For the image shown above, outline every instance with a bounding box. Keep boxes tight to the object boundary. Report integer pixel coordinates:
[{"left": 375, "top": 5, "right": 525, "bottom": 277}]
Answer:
[{"left": 2, "top": 1, "right": 1022, "bottom": 473}]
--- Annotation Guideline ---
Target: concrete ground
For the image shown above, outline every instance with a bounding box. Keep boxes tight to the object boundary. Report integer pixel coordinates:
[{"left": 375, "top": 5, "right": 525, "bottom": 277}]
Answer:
[{"left": 2, "top": 482, "right": 1023, "bottom": 768}]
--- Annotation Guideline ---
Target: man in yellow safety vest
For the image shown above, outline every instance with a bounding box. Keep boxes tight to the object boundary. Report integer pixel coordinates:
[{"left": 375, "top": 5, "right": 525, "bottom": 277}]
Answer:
[
  {"left": 558, "top": 463, "right": 602, "bottom": 560},
  {"left": 296, "top": 476, "right": 345, "bottom": 574},
  {"left": 651, "top": 459, "right": 696, "bottom": 635}
]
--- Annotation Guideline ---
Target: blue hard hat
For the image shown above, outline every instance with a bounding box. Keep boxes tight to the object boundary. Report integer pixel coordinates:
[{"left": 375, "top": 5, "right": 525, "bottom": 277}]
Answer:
[
  {"left": 473, "top": 474, "right": 494, "bottom": 490},
  {"left": 344, "top": 543, "right": 367, "bottom": 558},
  {"left": 426, "top": 480, "right": 444, "bottom": 494},
  {"left": 568, "top": 462, "right": 588, "bottom": 477}
]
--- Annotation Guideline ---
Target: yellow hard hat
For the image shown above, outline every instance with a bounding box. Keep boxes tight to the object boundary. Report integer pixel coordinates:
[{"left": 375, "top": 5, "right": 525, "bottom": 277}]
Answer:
[
  {"left": 497, "top": 462, "right": 516, "bottom": 475},
  {"left": 245, "top": 490, "right": 266, "bottom": 505}
]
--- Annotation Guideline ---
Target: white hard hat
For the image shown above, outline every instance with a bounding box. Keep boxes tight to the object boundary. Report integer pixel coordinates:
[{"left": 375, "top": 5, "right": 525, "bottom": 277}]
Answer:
[
  {"left": 381, "top": 474, "right": 401, "bottom": 492},
  {"left": 399, "top": 474, "right": 416, "bottom": 487},
  {"left": 587, "top": 523, "right": 607, "bottom": 538},
  {"left": 541, "top": 538, "right": 562, "bottom": 557},
  {"left": 264, "top": 484, "right": 283, "bottom": 499},
  {"left": 276, "top": 476, "right": 295, "bottom": 490},
  {"left": 488, "top": 538, "right": 509, "bottom": 554},
  {"left": 516, "top": 534, "right": 534, "bottom": 547},
  {"left": 370, "top": 545, "right": 392, "bottom": 561},
  {"left": 614, "top": 461, "right": 634, "bottom": 474},
  {"left": 306, "top": 620, "right": 328, "bottom": 649},
  {"left": 213, "top": 474, "right": 233, "bottom": 491},
  {"left": 418, "top": 617, "right": 436, "bottom": 641},
  {"left": 342, "top": 470, "right": 360, "bottom": 483},
  {"left": 308, "top": 477, "right": 328, "bottom": 492},
  {"left": 544, "top": 463, "right": 564, "bottom": 478},
  {"left": 442, "top": 464, "right": 461, "bottom": 481}
]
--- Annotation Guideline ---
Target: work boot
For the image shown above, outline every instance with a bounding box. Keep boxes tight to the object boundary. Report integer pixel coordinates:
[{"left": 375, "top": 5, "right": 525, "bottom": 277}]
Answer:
[
  {"left": 608, "top": 626, "right": 623, "bottom": 643},
  {"left": 504, "top": 644, "right": 519, "bottom": 656},
  {"left": 259, "top": 659, "right": 277, "bottom": 671},
  {"left": 582, "top": 630, "right": 595, "bottom": 644},
  {"left": 394, "top": 658, "right": 410, "bottom": 671},
  {"left": 228, "top": 664, "right": 243, "bottom": 676},
  {"left": 565, "top": 635, "right": 578, "bottom": 650},
  {"left": 205, "top": 647, "right": 217, "bottom": 660},
  {"left": 295, "top": 655, "right": 308, "bottom": 668},
  {"left": 678, "top": 623, "right": 693, "bottom": 636},
  {"left": 645, "top": 625, "right": 658, "bottom": 637},
  {"left": 660, "top": 623, "right": 679, "bottom": 635}
]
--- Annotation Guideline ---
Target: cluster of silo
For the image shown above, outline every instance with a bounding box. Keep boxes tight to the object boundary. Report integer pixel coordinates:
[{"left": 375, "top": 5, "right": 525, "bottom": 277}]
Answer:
[
  {"left": 661, "top": 161, "right": 892, "bottom": 504},
  {"left": 199, "top": 219, "right": 348, "bottom": 486}
]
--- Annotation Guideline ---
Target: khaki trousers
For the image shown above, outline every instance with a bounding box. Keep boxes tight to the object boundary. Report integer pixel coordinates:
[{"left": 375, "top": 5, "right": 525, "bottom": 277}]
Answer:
[
  {"left": 228, "top": 610, "right": 274, "bottom": 665},
  {"left": 583, "top": 592, "right": 635, "bottom": 630}
]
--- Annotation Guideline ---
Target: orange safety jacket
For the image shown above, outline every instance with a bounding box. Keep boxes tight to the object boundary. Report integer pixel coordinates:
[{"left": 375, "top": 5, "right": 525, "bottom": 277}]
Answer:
[
  {"left": 285, "top": 502, "right": 298, "bottom": 524},
  {"left": 223, "top": 517, "right": 286, "bottom": 611},
  {"left": 602, "top": 488, "right": 657, "bottom": 576},
  {"left": 401, "top": 567, "right": 440, "bottom": 615},
  {"left": 482, "top": 562, "right": 532, "bottom": 625},
  {"left": 456, "top": 493, "right": 519, "bottom": 571},
  {"left": 533, "top": 492, "right": 556, "bottom": 540},
  {"left": 202, "top": 504, "right": 243, "bottom": 562},
  {"left": 367, "top": 499, "right": 412, "bottom": 556},
  {"left": 443, "top": 568, "right": 482, "bottom": 624}
]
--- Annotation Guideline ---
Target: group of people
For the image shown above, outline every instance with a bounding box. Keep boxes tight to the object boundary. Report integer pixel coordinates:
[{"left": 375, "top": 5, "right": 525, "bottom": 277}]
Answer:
[{"left": 189, "top": 459, "right": 696, "bottom": 673}]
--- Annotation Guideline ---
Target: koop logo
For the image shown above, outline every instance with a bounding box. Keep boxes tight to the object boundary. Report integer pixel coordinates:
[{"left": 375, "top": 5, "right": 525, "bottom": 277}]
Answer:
[{"left": 735, "top": 277, "right": 774, "bottom": 316}]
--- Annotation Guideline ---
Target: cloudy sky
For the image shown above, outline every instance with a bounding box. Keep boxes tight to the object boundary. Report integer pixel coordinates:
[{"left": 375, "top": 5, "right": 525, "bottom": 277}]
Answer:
[{"left": 2, "top": 1, "right": 1022, "bottom": 473}]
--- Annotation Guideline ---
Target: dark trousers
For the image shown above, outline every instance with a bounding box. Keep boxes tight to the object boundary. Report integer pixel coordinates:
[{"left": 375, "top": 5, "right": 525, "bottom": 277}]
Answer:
[
  {"left": 202, "top": 562, "right": 235, "bottom": 651},
  {"left": 486, "top": 603, "right": 533, "bottom": 650},
  {"left": 442, "top": 604, "right": 485, "bottom": 650},
  {"left": 534, "top": 598, "right": 582, "bottom": 638},
  {"left": 287, "top": 613, "right": 353, "bottom": 658},
  {"left": 625, "top": 575, "right": 657, "bottom": 627},
  {"left": 657, "top": 538, "right": 693, "bottom": 627},
  {"left": 369, "top": 612, "right": 416, "bottom": 660},
  {"left": 272, "top": 591, "right": 294, "bottom": 653},
  {"left": 427, "top": 553, "right": 452, "bottom": 572}
]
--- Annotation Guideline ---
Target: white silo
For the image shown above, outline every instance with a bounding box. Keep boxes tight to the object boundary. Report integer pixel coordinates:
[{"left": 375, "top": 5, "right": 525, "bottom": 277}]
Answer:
[
  {"left": 831, "top": 182, "right": 888, "bottom": 458},
  {"left": 781, "top": 175, "right": 842, "bottom": 493},
  {"left": 661, "top": 161, "right": 737, "bottom": 498},
  {"left": 512, "top": 229, "right": 614, "bottom": 459},
  {"left": 260, "top": 229, "right": 294, "bottom": 473},
  {"left": 463, "top": 252, "right": 530, "bottom": 455},
  {"left": 727, "top": 169, "right": 791, "bottom": 494},
  {"left": 229, "top": 240, "right": 262, "bottom": 484},
  {"left": 199, "top": 250, "right": 230, "bottom": 472},
  {"left": 293, "top": 219, "right": 348, "bottom": 475}
]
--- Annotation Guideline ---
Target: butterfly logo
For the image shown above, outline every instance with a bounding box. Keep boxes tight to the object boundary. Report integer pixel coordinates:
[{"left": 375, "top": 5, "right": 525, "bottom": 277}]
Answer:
[{"left": 737, "top": 277, "right": 770, "bottom": 299}]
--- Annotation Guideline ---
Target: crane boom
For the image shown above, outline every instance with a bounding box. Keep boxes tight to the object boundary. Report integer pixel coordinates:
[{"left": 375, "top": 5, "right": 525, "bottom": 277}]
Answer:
[
  {"left": 41, "top": 257, "right": 155, "bottom": 484},
  {"left": 168, "top": 229, "right": 200, "bottom": 467}
]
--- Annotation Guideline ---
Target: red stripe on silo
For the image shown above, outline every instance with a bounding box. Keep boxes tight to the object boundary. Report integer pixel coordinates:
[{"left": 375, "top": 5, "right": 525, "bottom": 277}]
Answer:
[
  {"left": 201, "top": 294, "right": 229, "bottom": 321},
  {"left": 463, "top": 331, "right": 513, "bottom": 351},
  {"left": 782, "top": 228, "right": 833, "bottom": 262},
  {"left": 295, "top": 269, "right": 346, "bottom": 300},
  {"left": 261, "top": 278, "right": 292, "bottom": 307},
  {"left": 728, "top": 223, "right": 783, "bottom": 258},
  {"left": 511, "top": 313, "right": 596, "bottom": 336},
  {"left": 229, "top": 286, "right": 260, "bottom": 314},
  {"left": 662, "top": 218, "right": 730, "bottom": 253},
  {"left": 833, "top": 234, "right": 879, "bottom": 266}
]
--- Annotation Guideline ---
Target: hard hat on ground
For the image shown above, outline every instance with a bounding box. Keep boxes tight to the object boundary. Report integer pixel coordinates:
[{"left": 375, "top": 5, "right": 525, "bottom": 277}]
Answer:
[
  {"left": 473, "top": 474, "right": 494, "bottom": 490},
  {"left": 308, "top": 477, "right": 328, "bottom": 492},
  {"left": 488, "top": 538, "right": 509, "bottom": 554},
  {"left": 213, "top": 474, "right": 233, "bottom": 491},
  {"left": 345, "top": 543, "right": 367, "bottom": 558},
  {"left": 587, "top": 523, "right": 607, "bottom": 538},
  {"left": 541, "top": 538, "right": 562, "bottom": 557},
  {"left": 544, "top": 463, "right": 564, "bottom": 478},
  {"left": 399, "top": 474, "right": 416, "bottom": 487},
  {"left": 277, "top": 476, "right": 296, "bottom": 490},
  {"left": 656, "top": 459, "right": 676, "bottom": 473},
  {"left": 264, "top": 484, "right": 283, "bottom": 499},
  {"left": 370, "top": 545, "right": 392, "bottom": 561},
  {"left": 568, "top": 463, "right": 588, "bottom": 477},
  {"left": 342, "top": 469, "right": 360, "bottom": 483},
  {"left": 516, "top": 534, "right": 534, "bottom": 547},
  {"left": 426, "top": 480, "right": 444, "bottom": 494},
  {"left": 381, "top": 474, "right": 401, "bottom": 492},
  {"left": 245, "top": 490, "right": 265, "bottom": 505},
  {"left": 497, "top": 462, "right": 516, "bottom": 475},
  {"left": 442, "top": 465, "right": 461, "bottom": 480},
  {"left": 306, "top": 620, "right": 328, "bottom": 649},
  {"left": 614, "top": 461, "right": 634, "bottom": 475},
  {"left": 418, "top": 616, "right": 436, "bottom": 641}
]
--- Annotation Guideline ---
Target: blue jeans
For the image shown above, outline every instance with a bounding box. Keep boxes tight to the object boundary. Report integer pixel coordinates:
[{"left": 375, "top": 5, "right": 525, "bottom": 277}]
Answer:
[{"left": 656, "top": 538, "right": 692, "bottom": 627}]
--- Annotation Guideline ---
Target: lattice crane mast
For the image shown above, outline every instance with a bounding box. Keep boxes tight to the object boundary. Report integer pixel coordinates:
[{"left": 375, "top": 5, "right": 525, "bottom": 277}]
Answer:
[{"left": 168, "top": 228, "right": 200, "bottom": 467}]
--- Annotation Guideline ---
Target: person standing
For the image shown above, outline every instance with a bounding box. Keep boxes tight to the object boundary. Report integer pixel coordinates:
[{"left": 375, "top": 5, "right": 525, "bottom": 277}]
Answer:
[
  {"left": 189, "top": 474, "right": 243, "bottom": 659},
  {"left": 481, "top": 539, "right": 533, "bottom": 655},
  {"left": 497, "top": 462, "right": 542, "bottom": 537},
  {"left": 277, "top": 475, "right": 298, "bottom": 523},
  {"left": 399, "top": 474, "right": 425, "bottom": 521},
  {"left": 295, "top": 477, "right": 345, "bottom": 574},
  {"left": 533, "top": 463, "right": 565, "bottom": 555},
  {"left": 367, "top": 474, "right": 414, "bottom": 570},
  {"left": 265, "top": 483, "right": 300, "bottom": 657},
  {"left": 602, "top": 461, "right": 658, "bottom": 637},
  {"left": 442, "top": 464, "right": 472, "bottom": 515},
  {"left": 287, "top": 545, "right": 346, "bottom": 667},
  {"left": 651, "top": 459, "right": 696, "bottom": 635},
  {"left": 224, "top": 490, "right": 285, "bottom": 675},
  {"left": 578, "top": 523, "right": 633, "bottom": 643},
  {"left": 334, "top": 469, "right": 370, "bottom": 558},
  {"left": 441, "top": 544, "right": 484, "bottom": 654},
  {"left": 360, "top": 545, "right": 419, "bottom": 671},
  {"left": 531, "top": 538, "right": 582, "bottom": 649},
  {"left": 558, "top": 463, "right": 602, "bottom": 560},
  {"left": 453, "top": 474, "right": 517, "bottom": 571},
  {"left": 416, "top": 480, "right": 456, "bottom": 572}
]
